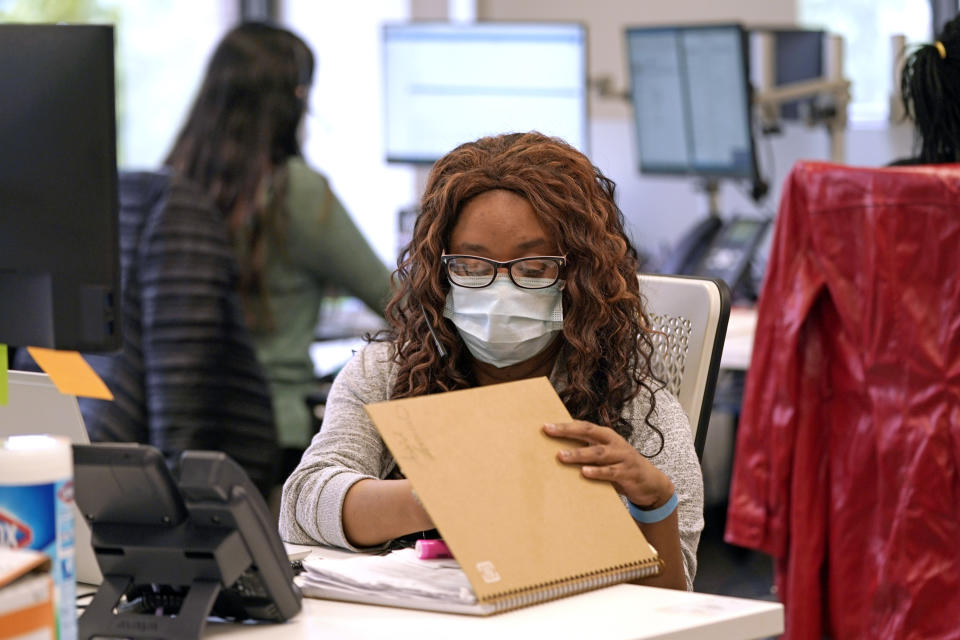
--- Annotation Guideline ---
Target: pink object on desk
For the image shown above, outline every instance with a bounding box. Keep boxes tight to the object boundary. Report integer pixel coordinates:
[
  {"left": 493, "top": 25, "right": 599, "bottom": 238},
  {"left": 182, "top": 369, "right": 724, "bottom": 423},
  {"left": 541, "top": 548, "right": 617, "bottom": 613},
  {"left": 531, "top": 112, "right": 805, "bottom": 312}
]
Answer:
[{"left": 415, "top": 539, "right": 452, "bottom": 559}]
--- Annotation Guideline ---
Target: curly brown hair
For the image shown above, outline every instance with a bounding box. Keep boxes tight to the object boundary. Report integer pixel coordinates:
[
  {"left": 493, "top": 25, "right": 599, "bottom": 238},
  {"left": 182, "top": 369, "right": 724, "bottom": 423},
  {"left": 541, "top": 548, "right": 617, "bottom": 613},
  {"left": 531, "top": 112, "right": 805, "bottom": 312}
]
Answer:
[{"left": 383, "top": 131, "right": 662, "bottom": 446}]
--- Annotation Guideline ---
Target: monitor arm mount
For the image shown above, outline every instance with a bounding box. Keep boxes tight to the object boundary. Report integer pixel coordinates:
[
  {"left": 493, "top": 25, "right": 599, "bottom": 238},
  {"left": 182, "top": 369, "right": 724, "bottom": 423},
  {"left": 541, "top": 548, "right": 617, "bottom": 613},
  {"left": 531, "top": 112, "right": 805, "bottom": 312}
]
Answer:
[
  {"left": 700, "top": 178, "right": 722, "bottom": 218},
  {"left": 751, "top": 32, "right": 851, "bottom": 164},
  {"left": 752, "top": 77, "right": 851, "bottom": 163}
]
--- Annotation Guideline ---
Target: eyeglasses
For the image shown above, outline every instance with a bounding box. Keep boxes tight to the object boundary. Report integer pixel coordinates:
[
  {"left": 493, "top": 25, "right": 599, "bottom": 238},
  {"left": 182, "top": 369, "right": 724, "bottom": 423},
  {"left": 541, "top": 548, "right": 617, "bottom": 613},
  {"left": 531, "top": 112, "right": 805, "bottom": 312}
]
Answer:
[{"left": 441, "top": 254, "right": 566, "bottom": 289}]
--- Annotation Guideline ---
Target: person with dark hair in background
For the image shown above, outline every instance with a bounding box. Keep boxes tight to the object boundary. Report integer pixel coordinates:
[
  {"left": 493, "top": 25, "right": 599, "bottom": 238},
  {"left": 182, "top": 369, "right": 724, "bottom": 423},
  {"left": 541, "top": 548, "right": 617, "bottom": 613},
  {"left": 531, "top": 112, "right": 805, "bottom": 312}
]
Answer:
[
  {"left": 280, "top": 132, "right": 703, "bottom": 591},
  {"left": 896, "top": 15, "right": 960, "bottom": 164},
  {"left": 166, "top": 23, "right": 393, "bottom": 479}
]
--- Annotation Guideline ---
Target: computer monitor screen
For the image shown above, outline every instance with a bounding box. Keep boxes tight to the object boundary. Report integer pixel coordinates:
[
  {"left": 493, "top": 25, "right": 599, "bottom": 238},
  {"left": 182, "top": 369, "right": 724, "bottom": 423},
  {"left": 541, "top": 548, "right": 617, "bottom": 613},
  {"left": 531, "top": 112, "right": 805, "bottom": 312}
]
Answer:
[
  {"left": 383, "top": 22, "right": 588, "bottom": 163},
  {"left": 626, "top": 24, "right": 757, "bottom": 180},
  {"left": 0, "top": 24, "right": 119, "bottom": 351},
  {"left": 771, "top": 28, "right": 825, "bottom": 120}
]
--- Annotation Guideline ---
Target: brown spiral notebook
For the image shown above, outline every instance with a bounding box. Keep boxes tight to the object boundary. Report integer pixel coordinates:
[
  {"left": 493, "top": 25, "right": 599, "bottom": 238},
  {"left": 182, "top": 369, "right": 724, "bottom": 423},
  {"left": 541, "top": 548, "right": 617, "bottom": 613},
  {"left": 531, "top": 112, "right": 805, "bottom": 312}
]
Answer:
[{"left": 354, "top": 376, "right": 662, "bottom": 614}]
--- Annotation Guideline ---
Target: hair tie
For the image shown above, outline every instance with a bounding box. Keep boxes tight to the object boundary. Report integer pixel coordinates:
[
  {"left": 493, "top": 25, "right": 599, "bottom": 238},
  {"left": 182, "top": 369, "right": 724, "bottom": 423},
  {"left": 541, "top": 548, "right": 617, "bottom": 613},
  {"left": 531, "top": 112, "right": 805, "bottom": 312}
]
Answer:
[{"left": 935, "top": 40, "right": 947, "bottom": 59}]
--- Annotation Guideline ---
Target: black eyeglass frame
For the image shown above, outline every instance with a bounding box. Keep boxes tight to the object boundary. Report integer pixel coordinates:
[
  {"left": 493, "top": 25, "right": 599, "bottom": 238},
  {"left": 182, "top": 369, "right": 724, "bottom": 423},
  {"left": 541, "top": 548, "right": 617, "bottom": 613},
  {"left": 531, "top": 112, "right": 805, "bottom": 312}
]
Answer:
[{"left": 440, "top": 254, "right": 567, "bottom": 289}]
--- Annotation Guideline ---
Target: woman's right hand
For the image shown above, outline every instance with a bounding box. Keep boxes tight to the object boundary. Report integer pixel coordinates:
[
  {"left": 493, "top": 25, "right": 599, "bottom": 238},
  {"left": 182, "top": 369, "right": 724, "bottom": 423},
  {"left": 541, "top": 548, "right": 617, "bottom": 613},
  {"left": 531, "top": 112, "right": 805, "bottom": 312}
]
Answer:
[{"left": 342, "top": 478, "right": 434, "bottom": 547}]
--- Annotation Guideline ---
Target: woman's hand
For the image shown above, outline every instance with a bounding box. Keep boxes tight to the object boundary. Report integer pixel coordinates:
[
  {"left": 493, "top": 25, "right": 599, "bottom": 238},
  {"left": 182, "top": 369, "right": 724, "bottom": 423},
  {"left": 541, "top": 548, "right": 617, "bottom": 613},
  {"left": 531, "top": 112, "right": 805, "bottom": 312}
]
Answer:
[
  {"left": 543, "top": 420, "right": 688, "bottom": 590},
  {"left": 542, "top": 421, "right": 674, "bottom": 510}
]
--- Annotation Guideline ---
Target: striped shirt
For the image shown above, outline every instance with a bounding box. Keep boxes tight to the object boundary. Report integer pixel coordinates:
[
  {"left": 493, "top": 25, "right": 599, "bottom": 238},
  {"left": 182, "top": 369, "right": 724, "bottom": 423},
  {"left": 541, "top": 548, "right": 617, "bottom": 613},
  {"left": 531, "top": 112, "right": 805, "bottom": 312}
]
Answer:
[{"left": 79, "top": 171, "right": 279, "bottom": 495}]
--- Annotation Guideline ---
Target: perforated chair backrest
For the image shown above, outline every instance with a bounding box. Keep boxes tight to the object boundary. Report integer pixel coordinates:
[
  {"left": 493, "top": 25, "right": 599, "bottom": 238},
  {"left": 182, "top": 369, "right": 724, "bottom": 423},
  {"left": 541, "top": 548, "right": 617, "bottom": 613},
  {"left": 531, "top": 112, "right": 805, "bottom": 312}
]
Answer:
[{"left": 638, "top": 273, "right": 730, "bottom": 460}]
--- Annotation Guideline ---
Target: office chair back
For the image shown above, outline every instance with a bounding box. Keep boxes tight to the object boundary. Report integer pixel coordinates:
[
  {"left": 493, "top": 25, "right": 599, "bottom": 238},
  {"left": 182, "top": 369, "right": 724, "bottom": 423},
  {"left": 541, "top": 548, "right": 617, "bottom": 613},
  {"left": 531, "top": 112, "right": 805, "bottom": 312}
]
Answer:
[{"left": 638, "top": 273, "right": 730, "bottom": 460}]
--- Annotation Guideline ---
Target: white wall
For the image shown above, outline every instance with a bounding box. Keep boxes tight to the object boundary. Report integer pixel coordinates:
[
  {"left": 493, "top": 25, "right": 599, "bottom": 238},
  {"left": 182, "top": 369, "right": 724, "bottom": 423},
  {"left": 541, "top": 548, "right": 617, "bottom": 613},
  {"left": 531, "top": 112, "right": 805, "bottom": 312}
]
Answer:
[
  {"left": 280, "top": 0, "right": 916, "bottom": 268},
  {"left": 478, "top": 0, "right": 914, "bottom": 262},
  {"left": 112, "top": 1, "right": 236, "bottom": 169},
  {"left": 283, "top": 1, "right": 416, "bottom": 266}
]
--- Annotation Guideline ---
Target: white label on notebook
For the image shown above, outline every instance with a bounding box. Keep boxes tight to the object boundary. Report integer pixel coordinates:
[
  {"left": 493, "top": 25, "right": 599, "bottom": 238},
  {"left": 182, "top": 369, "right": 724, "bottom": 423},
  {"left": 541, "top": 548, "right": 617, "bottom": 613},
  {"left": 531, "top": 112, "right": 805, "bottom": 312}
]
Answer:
[{"left": 476, "top": 561, "right": 501, "bottom": 583}]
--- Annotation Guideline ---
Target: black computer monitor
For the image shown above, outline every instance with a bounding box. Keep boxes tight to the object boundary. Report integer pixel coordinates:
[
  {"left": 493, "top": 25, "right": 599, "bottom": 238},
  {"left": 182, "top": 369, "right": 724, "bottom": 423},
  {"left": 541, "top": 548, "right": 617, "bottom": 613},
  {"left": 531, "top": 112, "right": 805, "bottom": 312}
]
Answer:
[
  {"left": 770, "top": 28, "right": 825, "bottom": 120},
  {"left": 0, "top": 24, "right": 120, "bottom": 352},
  {"left": 625, "top": 23, "right": 758, "bottom": 181},
  {"left": 383, "top": 21, "right": 588, "bottom": 163}
]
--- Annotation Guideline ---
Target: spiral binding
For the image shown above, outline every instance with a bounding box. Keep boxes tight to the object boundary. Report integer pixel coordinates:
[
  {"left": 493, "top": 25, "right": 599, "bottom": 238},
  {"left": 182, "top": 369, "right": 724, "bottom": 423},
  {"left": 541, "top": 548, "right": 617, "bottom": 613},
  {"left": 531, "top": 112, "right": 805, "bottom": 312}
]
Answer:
[{"left": 483, "top": 558, "right": 664, "bottom": 613}]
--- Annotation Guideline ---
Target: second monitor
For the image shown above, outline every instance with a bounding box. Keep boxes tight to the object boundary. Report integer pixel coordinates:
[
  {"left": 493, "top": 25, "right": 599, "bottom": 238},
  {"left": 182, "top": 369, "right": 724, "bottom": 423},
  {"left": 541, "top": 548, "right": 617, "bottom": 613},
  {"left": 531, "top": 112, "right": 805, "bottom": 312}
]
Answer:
[
  {"left": 626, "top": 23, "right": 758, "bottom": 182},
  {"left": 383, "top": 21, "right": 588, "bottom": 163}
]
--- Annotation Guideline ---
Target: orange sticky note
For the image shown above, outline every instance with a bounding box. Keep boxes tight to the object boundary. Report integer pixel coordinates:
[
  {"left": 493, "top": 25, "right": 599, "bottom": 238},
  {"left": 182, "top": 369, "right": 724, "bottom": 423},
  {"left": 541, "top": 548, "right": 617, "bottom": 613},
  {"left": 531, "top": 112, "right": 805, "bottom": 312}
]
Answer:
[
  {"left": 25, "top": 347, "right": 113, "bottom": 400},
  {"left": 1, "top": 344, "right": 8, "bottom": 406}
]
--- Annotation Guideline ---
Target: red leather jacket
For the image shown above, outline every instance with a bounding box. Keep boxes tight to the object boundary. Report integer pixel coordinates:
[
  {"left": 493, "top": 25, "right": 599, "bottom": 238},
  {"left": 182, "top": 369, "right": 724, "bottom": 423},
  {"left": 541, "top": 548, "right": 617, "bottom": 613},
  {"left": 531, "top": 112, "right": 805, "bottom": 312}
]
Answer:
[{"left": 725, "top": 161, "right": 960, "bottom": 639}]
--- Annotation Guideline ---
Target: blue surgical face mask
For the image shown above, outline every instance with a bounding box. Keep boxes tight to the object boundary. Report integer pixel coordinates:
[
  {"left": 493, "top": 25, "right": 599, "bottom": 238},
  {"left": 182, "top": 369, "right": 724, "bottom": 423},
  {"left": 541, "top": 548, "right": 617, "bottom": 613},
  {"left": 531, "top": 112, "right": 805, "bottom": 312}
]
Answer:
[{"left": 443, "top": 275, "right": 564, "bottom": 368}]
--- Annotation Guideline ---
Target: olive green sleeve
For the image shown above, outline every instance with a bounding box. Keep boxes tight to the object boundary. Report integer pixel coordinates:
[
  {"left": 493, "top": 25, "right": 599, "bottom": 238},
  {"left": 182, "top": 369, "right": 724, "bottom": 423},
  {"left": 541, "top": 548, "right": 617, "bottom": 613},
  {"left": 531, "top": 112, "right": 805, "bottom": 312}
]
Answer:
[{"left": 285, "top": 161, "right": 393, "bottom": 316}]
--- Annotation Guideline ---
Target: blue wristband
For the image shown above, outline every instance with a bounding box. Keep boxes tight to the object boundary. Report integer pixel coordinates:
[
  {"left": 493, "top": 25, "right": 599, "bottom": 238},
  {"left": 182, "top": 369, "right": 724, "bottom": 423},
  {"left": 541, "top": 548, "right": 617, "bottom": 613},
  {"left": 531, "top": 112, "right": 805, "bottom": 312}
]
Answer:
[{"left": 628, "top": 491, "right": 678, "bottom": 524}]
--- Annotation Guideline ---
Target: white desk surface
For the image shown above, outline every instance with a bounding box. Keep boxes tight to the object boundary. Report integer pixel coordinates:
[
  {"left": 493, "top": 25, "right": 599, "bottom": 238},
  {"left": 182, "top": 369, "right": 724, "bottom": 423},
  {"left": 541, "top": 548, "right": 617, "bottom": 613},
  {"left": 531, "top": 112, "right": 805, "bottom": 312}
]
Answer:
[
  {"left": 201, "top": 545, "right": 783, "bottom": 640},
  {"left": 719, "top": 307, "right": 757, "bottom": 371}
]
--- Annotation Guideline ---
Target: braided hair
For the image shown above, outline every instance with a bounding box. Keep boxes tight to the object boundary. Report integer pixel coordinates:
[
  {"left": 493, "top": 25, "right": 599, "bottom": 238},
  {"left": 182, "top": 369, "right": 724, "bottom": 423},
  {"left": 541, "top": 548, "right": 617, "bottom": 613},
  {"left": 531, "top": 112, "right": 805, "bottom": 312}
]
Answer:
[{"left": 901, "top": 17, "right": 960, "bottom": 163}]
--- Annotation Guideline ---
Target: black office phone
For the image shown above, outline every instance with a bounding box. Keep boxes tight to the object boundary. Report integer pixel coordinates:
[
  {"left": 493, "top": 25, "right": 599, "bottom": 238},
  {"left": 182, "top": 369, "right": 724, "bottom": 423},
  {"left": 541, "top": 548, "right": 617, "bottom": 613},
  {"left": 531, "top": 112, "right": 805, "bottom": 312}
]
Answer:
[
  {"left": 661, "top": 215, "right": 770, "bottom": 301},
  {"left": 73, "top": 443, "right": 302, "bottom": 640},
  {"left": 694, "top": 218, "right": 770, "bottom": 284}
]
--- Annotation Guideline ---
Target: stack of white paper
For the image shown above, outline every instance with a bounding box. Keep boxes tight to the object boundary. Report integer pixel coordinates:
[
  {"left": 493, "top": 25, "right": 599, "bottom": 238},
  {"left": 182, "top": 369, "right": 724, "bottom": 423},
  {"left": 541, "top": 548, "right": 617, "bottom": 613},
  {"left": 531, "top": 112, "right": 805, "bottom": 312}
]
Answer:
[{"left": 300, "top": 548, "right": 494, "bottom": 614}]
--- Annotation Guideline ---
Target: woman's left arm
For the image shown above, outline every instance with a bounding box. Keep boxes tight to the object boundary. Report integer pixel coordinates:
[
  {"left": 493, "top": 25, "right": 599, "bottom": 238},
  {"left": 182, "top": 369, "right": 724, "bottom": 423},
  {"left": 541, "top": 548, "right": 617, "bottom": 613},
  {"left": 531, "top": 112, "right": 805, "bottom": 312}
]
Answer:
[
  {"left": 543, "top": 420, "right": 688, "bottom": 591},
  {"left": 285, "top": 165, "right": 392, "bottom": 315}
]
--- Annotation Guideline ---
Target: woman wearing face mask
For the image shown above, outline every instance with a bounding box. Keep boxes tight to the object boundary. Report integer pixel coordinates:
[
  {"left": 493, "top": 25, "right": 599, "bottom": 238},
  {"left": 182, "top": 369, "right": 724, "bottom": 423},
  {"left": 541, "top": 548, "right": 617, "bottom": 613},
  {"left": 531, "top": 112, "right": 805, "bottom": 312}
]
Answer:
[{"left": 280, "top": 132, "right": 702, "bottom": 591}]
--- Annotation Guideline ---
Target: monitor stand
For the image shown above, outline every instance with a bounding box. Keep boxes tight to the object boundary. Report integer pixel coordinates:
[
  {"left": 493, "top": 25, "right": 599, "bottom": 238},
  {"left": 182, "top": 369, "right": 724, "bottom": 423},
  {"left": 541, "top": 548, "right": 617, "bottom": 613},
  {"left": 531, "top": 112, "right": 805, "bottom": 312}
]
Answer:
[{"left": 699, "top": 178, "right": 722, "bottom": 219}]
